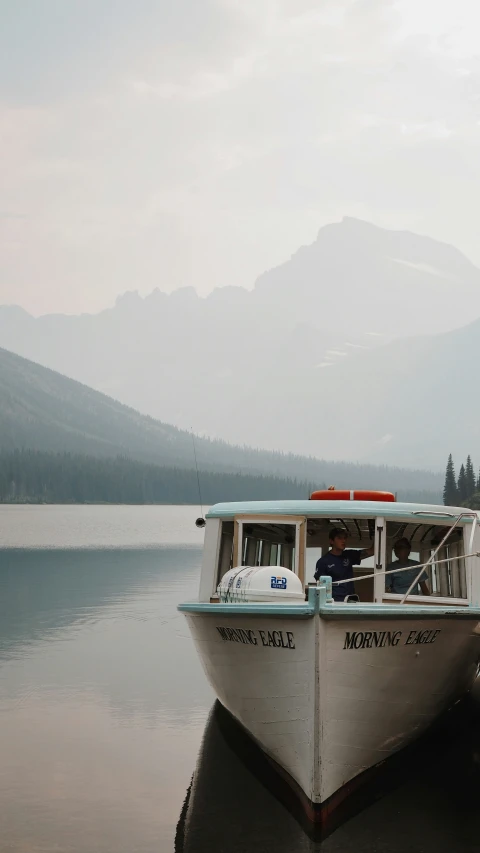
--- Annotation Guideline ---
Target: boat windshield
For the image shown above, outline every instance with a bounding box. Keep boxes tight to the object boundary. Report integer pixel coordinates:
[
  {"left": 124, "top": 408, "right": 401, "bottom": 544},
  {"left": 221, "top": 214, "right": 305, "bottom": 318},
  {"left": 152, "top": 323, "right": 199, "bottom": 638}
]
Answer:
[
  {"left": 239, "top": 522, "right": 297, "bottom": 571},
  {"left": 216, "top": 518, "right": 303, "bottom": 584}
]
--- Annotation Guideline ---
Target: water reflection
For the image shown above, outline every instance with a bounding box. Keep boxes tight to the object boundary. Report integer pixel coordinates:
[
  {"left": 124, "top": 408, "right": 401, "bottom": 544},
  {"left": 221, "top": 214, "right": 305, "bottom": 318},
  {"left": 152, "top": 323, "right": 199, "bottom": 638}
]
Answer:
[
  {"left": 178, "top": 689, "right": 480, "bottom": 852},
  {"left": 0, "top": 547, "right": 193, "bottom": 649},
  {"left": 0, "top": 547, "right": 214, "bottom": 723},
  {"left": 0, "top": 541, "right": 213, "bottom": 851}
]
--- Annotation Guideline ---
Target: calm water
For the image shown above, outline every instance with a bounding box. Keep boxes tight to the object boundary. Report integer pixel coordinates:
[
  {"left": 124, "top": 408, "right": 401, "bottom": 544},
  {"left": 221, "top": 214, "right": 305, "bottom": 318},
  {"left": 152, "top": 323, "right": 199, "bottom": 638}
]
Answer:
[{"left": 0, "top": 506, "right": 479, "bottom": 852}]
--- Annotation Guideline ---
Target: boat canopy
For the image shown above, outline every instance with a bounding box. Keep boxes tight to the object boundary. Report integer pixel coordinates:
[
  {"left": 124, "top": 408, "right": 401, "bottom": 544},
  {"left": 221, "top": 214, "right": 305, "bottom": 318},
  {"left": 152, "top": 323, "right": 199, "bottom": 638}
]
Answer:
[{"left": 206, "top": 500, "right": 477, "bottom": 523}]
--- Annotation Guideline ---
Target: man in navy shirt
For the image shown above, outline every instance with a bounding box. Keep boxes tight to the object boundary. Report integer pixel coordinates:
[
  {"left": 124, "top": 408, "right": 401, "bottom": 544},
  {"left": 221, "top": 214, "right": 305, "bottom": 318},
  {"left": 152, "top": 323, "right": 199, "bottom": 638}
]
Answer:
[{"left": 314, "top": 527, "right": 374, "bottom": 601}]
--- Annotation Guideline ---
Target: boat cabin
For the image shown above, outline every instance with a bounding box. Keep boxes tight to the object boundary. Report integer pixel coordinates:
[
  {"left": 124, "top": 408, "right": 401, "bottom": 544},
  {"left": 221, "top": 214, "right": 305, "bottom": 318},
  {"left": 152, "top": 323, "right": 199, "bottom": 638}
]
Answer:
[{"left": 198, "top": 495, "right": 480, "bottom": 607}]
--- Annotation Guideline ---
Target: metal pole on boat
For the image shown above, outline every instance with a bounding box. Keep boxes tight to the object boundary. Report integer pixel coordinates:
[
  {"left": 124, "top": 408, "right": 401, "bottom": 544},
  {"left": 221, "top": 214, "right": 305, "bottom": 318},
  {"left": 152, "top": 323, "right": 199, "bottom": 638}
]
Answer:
[
  {"left": 467, "top": 513, "right": 478, "bottom": 602},
  {"left": 191, "top": 430, "right": 205, "bottom": 528}
]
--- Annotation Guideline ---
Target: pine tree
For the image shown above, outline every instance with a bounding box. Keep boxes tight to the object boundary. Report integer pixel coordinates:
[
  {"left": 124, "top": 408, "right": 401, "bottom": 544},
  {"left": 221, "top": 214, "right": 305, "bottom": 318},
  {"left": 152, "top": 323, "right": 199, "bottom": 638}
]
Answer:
[
  {"left": 477, "top": 467, "right": 480, "bottom": 492},
  {"left": 465, "top": 455, "right": 476, "bottom": 499},
  {"left": 457, "top": 463, "right": 467, "bottom": 503},
  {"left": 443, "top": 454, "right": 458, "bottom": 505}
]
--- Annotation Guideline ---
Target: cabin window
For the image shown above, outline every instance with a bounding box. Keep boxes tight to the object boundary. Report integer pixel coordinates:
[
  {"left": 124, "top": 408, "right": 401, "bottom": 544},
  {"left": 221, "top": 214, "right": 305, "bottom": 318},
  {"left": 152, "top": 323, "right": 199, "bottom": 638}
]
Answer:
[
  {"left": 240, "top": 522, "right": 297, "bottom": 572},
  {"left": 217, "top": 517, "right": 305, "bottom": 585},
  {"left": 385, "top": 522, "right": 467, "bottom": 600},
  {"left": 306, "top": 516, "right": 376, "bottom": 601}
]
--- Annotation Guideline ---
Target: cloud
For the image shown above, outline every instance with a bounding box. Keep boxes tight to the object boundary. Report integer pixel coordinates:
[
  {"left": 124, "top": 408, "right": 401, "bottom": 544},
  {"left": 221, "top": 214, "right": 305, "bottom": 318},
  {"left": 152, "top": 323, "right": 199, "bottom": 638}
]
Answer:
[
  {"left": 2, "top": 0, "right": 480, "bottom": 313},
  {"left": 379, "top": 433, "right": 394, "bottom": 445}
]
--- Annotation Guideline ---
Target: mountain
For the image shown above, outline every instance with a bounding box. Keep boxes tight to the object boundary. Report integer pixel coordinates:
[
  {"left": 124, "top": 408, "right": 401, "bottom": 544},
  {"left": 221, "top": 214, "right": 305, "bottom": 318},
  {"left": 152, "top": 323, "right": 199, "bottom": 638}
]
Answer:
[
  {"left": 253, "top": 216, "right": 480, "bottom": 339},
  {"left": 0, "top": 217, "right": 478, "bottom": 467},
  {"left": 0, "top": 346, "right": 443, "bottom": 501},
  {"left": 218, "top": 316, "right": 480, "bottom": 470}
]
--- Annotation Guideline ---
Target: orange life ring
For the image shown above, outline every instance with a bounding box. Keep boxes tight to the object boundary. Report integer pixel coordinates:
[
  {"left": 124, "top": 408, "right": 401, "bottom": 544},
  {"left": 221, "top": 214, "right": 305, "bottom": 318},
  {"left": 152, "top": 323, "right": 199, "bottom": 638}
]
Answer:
[{"left": 309, "top": 489, "right": 395, "bottom": 502}]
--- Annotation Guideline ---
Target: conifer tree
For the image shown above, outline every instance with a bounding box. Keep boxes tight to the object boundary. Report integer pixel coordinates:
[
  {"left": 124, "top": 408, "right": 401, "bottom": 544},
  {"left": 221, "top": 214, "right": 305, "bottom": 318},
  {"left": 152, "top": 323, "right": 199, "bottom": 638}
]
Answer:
[
  {"left": 443, "top": 454, "right": 458, "bottom": 505},
  {"left": 465, "top": 455, "right": 476, "bottom": 499},
  {"left": 457, "top": 463, "right": 467, "bottom": 503}
]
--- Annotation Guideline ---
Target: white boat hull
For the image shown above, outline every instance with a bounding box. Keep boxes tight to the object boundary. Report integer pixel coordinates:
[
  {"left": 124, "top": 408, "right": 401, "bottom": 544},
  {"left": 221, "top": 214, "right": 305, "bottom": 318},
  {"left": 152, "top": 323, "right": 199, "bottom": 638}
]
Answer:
[{"left": 185, "top": 610, "right": 480, "bottom": 817}]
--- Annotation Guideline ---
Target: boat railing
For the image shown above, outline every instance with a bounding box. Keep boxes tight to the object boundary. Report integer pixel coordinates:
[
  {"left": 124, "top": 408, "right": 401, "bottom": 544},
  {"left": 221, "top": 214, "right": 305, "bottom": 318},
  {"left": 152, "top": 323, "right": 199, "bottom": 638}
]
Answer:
[{"left": 332, "top": 550, "right": 480, "bottom": 594}]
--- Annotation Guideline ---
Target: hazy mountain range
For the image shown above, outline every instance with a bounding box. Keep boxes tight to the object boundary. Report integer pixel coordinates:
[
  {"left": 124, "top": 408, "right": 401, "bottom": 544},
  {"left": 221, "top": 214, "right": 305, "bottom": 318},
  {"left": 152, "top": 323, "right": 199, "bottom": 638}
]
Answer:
[
  {"left": 0, "top": 346, "right": 443, "bottom": 502},
  {"left": 1, "top": 217, "right": 478, "bottom": 469}
]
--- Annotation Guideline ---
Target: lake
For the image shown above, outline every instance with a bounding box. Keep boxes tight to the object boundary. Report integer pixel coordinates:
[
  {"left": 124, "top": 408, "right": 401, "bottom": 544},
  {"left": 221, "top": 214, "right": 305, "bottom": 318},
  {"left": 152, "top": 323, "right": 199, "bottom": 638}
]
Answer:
[{"left": 0, "top": 505, "right": 479, "bottom": 852}]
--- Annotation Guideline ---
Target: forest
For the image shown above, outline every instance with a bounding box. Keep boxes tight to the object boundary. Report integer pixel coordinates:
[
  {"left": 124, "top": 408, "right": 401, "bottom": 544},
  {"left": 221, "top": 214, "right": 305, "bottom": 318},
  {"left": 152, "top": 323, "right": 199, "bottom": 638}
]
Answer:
[
  {"left": 0, "top": 448, "right": 445, "bottom": 506},
  {"left": 443, "top": 454, "right": 480, "bottom": 509},
  {"left": 0, "top": 449, "right": 317, "bottom": 505}
]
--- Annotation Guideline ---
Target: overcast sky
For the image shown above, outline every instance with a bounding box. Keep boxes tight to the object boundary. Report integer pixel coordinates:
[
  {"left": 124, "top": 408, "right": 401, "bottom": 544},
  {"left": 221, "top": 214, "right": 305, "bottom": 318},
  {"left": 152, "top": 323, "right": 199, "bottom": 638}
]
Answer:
[{"left": 2, "top": 0, "right": 480, "bottom": 315}]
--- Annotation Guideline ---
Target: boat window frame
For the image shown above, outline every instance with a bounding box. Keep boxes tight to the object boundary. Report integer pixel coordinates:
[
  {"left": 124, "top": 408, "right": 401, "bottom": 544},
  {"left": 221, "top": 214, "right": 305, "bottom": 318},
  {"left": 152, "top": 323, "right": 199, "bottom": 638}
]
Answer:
[
  {"left": 382, "top": 515, "right": 474, "bottom": 605},
  {"left": 373, "top": 516, "right": 386, "bottom": 603},
  {"left": 304, "top": 513, "right": 380, "bottom": 601},
  {"left": 233, "top": 515, "right": 306, "bottom": 585}
]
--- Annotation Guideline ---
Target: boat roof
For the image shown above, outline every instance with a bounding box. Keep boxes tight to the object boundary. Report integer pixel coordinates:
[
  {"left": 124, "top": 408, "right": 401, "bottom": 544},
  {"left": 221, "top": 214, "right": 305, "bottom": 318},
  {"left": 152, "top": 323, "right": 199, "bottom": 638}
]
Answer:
[{"left": 207, "top": 500, "right": 478, "bottom": 523}]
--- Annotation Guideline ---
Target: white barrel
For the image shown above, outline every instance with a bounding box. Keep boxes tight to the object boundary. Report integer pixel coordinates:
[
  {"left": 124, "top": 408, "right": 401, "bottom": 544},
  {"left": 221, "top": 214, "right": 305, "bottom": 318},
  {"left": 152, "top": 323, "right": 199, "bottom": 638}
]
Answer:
[{"left": 218, "top": 566, "right": 304, "bottom": 603}]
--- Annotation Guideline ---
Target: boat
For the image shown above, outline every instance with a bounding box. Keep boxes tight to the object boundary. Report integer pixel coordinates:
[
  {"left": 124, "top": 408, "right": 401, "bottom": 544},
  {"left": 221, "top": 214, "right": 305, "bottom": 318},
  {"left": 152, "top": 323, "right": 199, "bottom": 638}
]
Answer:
[{"left": 178, "top": 490, "right": 480, "bottom": 829}]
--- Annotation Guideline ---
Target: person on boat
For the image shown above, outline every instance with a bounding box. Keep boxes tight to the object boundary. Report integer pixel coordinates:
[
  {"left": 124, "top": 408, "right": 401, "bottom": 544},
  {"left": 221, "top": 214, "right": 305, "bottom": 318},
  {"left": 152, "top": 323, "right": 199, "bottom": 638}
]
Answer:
[
  {"left": 314, "top": 528, "right": 374, "bottom": 601},
  {"left": 386, "top": 538, "right": 429, "bottom": 596}
]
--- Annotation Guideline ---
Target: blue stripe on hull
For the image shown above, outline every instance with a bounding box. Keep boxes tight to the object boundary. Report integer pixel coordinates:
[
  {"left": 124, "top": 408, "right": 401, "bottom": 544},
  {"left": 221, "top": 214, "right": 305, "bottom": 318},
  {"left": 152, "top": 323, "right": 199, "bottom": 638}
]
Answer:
[{"left": 178, "top": 600, "right": 480, "bottom": 620}]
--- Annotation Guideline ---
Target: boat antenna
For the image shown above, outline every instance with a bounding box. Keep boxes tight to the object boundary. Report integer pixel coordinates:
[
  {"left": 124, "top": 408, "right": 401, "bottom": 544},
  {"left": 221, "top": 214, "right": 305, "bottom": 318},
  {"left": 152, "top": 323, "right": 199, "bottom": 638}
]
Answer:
[{"left": 191, "top": 430, "right": 205, "bottom": 528}]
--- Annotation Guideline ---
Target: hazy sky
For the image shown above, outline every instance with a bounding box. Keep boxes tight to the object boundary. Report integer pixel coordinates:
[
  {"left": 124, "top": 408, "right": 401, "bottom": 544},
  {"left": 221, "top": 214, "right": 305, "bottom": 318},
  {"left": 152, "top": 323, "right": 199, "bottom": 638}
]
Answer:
[{"left": 2, "top": 0, "right": 480, "bottom": 315}]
